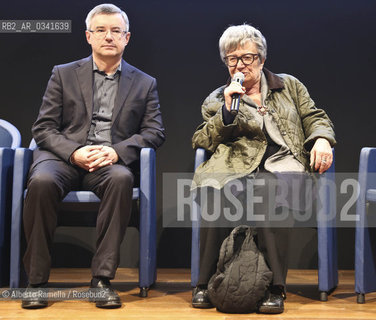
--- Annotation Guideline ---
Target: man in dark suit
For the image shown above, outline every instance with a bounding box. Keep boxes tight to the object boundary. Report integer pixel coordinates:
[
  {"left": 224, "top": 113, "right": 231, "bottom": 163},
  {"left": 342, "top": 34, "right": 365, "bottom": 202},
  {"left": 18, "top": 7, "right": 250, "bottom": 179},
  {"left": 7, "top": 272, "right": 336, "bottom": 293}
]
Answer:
[{"left": 21, "top": 3, "right": 165, "bottom": 309}]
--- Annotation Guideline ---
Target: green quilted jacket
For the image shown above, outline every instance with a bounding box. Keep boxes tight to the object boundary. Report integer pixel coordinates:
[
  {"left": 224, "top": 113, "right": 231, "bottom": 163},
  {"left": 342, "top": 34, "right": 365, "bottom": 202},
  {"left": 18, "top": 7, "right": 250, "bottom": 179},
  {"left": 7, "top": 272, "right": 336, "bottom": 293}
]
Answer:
[{"left": 192, "top": 69, "right": 336, "bottom": 189}]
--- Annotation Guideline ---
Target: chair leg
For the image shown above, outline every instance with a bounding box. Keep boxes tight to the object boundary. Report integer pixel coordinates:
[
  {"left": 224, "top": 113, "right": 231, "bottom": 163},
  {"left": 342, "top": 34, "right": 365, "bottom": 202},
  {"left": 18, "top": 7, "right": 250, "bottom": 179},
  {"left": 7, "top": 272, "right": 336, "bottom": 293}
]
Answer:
[
  {"left": 139, "top": 287, "right": 149, "bottom": 298},
  {"left": 319, "top": 291, "right": 328, "bottom": 301},
  {"left": 319, "top": 286, "right": 336, "bottom": 301},
  {"left": 357, "top": 293, "right": 365, "bottom": 304}
]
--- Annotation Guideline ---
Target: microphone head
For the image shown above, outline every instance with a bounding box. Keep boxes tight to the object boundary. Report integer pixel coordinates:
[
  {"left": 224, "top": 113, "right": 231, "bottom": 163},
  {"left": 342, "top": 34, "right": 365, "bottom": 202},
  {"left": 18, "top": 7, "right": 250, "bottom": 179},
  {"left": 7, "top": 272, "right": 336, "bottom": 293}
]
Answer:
[{"left": 233, "top": 72, "right": 245, "bottom": 83}]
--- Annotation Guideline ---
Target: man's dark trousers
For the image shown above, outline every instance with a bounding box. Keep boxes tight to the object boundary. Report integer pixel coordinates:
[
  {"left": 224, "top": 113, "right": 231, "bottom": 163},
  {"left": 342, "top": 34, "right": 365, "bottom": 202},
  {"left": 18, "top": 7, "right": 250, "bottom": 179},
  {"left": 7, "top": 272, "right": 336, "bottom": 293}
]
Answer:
[{"left": 22, "top": 159, "right": 134, "bottom": 285}]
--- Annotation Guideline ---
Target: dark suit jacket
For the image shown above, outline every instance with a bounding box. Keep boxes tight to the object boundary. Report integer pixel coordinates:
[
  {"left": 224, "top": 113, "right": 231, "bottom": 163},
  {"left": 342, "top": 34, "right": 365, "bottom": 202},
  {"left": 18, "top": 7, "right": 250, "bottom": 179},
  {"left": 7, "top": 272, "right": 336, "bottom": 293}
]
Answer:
[{"left": 32, "top": 56, "right": 165, "bottom": 169}]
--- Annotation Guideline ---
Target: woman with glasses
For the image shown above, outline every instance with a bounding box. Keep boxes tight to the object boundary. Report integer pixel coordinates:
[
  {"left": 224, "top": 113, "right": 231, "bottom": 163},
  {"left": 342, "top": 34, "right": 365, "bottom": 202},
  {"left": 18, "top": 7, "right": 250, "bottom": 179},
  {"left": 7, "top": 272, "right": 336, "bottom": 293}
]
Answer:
[{"left": 191, "top": 24, "right": 336, "bottom": 314}]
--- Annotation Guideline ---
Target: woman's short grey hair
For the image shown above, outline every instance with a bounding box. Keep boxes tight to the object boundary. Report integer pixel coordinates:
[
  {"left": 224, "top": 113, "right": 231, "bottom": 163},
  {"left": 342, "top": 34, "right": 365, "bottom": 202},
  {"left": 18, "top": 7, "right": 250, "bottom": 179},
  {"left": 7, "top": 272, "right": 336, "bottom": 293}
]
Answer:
[
  {"left": 85, "top": 3, "right": 129, "bottom": 32},
  {"left": 219, "top": 24, "right": 267, "bottom": 62}
]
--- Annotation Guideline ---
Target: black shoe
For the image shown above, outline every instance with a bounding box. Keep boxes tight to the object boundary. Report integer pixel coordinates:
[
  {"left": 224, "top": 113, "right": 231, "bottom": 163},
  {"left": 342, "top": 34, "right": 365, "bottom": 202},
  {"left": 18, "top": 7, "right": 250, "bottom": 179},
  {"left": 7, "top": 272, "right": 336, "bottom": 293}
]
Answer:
[
  {"left": 90, "top": 278, "right": 122, "bottom": 309},
  {"left": 258, "top": 286, "right": 285, "bottom": 314},
  {"left": 21, "top": 283, "right": 48, "bottom": 309},
  {"left": 192, "top": 286, "right": 213, "bottom": 309}
]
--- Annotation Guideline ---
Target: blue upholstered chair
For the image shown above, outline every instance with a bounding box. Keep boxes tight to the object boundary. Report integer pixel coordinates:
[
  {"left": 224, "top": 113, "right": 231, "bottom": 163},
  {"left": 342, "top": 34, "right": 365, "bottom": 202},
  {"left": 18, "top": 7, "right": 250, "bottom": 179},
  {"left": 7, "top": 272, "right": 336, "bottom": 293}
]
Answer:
[
  {"left": 191, "top": 148, "right": 338, "bottom": 301},
  {"left": 0, "top": 119, "right": 21, "bottom": 286},
  {"left": 10, "top": 140, "right": 156, "bottom": 297},
  {"left": 355, "top": 147, "right": 376, "bottom": 303}
]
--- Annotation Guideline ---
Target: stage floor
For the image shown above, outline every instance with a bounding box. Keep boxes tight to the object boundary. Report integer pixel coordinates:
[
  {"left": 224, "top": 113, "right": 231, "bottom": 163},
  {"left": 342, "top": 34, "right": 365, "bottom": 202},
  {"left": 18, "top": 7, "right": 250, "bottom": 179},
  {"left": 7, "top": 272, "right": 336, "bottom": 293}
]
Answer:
[{"left": 1, "top": 268, "right": 375, "bottom": 319}]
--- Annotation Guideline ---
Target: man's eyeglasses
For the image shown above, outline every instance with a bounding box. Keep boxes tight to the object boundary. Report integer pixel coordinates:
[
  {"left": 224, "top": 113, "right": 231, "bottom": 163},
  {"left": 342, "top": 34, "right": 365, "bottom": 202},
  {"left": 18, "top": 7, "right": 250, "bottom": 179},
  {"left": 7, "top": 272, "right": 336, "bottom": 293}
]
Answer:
[
  {"left": 224, "top": 53, "right": 260, "bottom": 67},
  {"left": 88, "top": 28, "right": 127, "bottom": 40}
]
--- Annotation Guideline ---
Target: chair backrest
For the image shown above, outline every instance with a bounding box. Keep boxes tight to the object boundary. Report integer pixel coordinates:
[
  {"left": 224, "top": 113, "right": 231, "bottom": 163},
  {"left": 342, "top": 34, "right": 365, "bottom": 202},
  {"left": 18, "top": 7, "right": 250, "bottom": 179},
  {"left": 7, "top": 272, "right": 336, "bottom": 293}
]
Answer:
[{"left": 0, "top": 119, "right": 21, "bottom": 148}]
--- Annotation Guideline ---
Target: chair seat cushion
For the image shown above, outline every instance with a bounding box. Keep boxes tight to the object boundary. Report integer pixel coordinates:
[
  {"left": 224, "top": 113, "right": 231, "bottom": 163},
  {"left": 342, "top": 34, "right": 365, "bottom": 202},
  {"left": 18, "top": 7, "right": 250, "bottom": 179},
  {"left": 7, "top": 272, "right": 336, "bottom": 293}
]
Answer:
[{"left": 24, "top": 188, "right": 140, "bottom": 202}]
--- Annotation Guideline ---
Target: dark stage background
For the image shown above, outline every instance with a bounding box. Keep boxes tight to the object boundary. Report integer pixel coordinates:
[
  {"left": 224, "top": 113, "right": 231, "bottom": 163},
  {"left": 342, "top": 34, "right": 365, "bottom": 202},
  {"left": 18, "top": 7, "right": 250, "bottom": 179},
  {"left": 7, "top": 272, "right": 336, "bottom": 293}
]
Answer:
[{"left": 1, "top": 0, "right": 375, "bottom": 270}]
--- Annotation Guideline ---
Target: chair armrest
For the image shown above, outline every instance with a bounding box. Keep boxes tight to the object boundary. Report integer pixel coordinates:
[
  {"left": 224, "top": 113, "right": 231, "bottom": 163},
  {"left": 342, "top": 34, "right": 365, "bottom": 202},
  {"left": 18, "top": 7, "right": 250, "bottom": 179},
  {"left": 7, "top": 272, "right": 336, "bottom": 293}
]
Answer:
[
  {"left": 194, "top": 148, "right": 208, "bottom": 170},
  {"left": 356, "top": 148, "right": 376, "bottom": 229},
  {"left": 12, "top": 148, "right": 33, "bottom": 202},
  {"left": 316, "top": 148, "right": 336, "bottom": 226},
  {"left": 140, "top": 148, "right": 156, "bottom": 193},
  {"left": 358, "top": 147, "right": 376, "bottom": 192},
  {"left": 317, "top": 149, "right": 338, "bottom": 292},
  {"left": 139, "top": 147, "right": 156, "bottom": 215},
  {"left": 139, "top": 148, "right": 157, "bottom": 287},
  {"left": 0, "top": 148, "right": 14, "bottom": 195},
  {"left": 10, "top": 148, "right": 33, "bottom": 287},
  {"left": 11, "top": 148, "right": 33, "bottom": 247},
  {"left": 0, "top": 147, "right": 15, "bottom": 246},
  {"left": 29, "top": 139, "right": 37, "bottom": 150},
  {"left": 326, "top": 148, "right": 335, "bottom": 174}
]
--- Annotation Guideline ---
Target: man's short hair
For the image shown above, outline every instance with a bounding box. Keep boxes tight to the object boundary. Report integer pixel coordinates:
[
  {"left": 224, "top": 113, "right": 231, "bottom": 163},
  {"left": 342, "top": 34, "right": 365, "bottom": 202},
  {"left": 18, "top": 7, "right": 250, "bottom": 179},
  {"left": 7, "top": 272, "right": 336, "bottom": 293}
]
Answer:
[{"left": 85, "top": 3, "right": 130, "bottom": 32}]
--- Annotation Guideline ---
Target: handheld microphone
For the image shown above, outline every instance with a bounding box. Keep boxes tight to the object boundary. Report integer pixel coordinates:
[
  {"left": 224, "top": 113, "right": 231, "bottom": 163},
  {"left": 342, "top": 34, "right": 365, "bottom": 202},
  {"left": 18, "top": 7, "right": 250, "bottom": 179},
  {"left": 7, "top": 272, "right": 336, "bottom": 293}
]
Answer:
[{"left": 230, "top": 72, "right": 245, "bottom": 115}]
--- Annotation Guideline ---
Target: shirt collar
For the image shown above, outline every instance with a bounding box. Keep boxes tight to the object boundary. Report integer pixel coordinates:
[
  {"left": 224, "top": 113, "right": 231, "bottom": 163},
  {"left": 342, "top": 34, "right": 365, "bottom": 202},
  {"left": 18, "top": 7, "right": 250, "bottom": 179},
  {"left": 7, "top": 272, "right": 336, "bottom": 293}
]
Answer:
[{"left": 93, "top": 60, "right": 122, "bottom": 77}]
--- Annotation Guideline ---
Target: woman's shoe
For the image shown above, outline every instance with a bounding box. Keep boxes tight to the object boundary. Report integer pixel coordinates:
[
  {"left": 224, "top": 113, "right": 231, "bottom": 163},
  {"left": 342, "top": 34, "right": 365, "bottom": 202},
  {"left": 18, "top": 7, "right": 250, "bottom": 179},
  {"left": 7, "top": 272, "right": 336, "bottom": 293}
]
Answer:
[
  {"left": 192, "top": 286, "right": 213, "bottom": 308},
  {"left": 258, "top": 286, "right": 285, "bottom": 314}
]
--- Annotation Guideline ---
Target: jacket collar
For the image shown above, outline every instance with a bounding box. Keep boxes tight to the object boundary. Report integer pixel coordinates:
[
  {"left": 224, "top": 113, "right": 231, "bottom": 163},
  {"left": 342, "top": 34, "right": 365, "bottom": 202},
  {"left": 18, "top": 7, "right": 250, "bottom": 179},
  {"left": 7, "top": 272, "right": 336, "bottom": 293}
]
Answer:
[
  {"left": 75, "top": 56, "right": 94, "bottom": 117},
  {"left": 263, "top": 68, "right": 284, "bottom": 90},
  {"left": 75, "top": 56, "right": 136, "bottom": 121},
  {"left": 112, "top": 59, "right": 135, "bottom": 122}
]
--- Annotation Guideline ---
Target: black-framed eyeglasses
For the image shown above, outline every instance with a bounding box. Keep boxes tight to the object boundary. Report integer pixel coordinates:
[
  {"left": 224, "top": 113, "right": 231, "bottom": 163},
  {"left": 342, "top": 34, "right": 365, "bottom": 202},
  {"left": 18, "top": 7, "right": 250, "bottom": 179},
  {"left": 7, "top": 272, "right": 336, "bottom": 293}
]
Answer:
[
  {"left": 88, "top": 28, "right": 127, "bottom": 40},
  {"left": 224, "top": 53, "right": 260, "bottom": 67}
]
